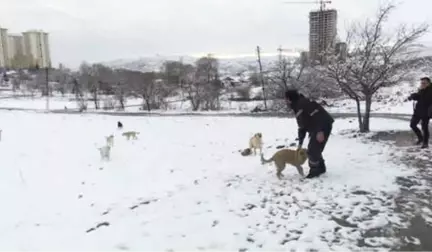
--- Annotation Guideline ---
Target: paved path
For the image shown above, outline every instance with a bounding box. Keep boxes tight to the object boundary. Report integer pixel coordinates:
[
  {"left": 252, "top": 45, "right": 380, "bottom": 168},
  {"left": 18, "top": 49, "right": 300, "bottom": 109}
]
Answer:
[{"left": 0, "top": 106, "right": 413, "bottom": 122}]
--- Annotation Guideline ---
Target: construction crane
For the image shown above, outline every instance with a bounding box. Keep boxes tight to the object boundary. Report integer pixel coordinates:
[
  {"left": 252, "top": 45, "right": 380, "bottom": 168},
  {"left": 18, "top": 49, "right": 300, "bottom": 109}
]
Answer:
[{"left": 283, "top": 0, "right": 331, "bottom": 11}]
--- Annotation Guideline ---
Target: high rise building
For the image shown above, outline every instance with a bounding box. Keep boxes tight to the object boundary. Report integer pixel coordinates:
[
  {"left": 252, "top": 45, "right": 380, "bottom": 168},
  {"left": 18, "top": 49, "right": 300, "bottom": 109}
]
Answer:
[
  {"left": 308, "top": 9, "right": 337, "bottom": 64},
  {"left": 8, "top": 34, "right": 27, "bottom": 68},
  {"left": 0, "top": 27, "right": 10, "bottom": 68},
  {"left": 335, "top": 42, "right": 347, "bottom": 61},
  {"left": 23, "top": 30, "right": 51, "bottom": 68}
]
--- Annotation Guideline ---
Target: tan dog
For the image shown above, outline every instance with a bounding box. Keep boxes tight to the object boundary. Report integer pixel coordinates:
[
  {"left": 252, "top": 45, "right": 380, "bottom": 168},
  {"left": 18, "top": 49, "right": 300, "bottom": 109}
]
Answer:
[
  {"left": 122, "top": 131, "right": 139, "bottom": 140},
  {"left": 249, "top": 133, "right": 263, "bottom": 155},
  {"left": 106, "top": 134, "right": 114, "bottom": 147},
  {"left": 261, "top": 148, "right": 308, "bottom": 179}
]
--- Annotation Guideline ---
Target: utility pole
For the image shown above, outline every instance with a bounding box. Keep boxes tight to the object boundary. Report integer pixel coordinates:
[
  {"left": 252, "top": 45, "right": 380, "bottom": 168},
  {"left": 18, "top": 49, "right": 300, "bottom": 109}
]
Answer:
[
  {"left": 45, "top": 64, "right": 49, "bottom": 111},
  {"left": 38, "top": 32, "right": 49, "bottom": 112},
  {"left": 256, "top": 46, "right": 267, "bottom": 110}
]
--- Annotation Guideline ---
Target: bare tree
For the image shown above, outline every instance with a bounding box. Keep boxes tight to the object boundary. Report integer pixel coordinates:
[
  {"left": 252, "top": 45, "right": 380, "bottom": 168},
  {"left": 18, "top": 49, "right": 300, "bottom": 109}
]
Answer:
[
  {"left": 114, "top": 69, "right": 130, "bottom": 110},
  {"left": 181, "top": 65, "right": 205, "bottom": 111},
  {"left": 323, "top": 2, "right": 429, "bottom": 132},
  {"left": 194, "top": 56, "right": 223, "bottom": 110},
  {"left": 267, "top": 55, "right": 304, "bottom": 97},
  {"left": 92, "top": 64, "right": 115, "bottom": 95},
  {"left": 72, "top": 77, "right": 87, "bottom": 112},
  {"left": 50, "top": 68, "right": 72, "bottom": 96},
  {"left": 127, "top": 70, "right": 161, "bottom": 111}
]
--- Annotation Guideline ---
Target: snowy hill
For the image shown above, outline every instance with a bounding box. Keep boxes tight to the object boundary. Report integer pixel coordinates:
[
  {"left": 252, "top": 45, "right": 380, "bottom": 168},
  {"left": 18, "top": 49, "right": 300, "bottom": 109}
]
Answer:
[{"left": 103, "top": 54, "right": 282, "bottom": 77}]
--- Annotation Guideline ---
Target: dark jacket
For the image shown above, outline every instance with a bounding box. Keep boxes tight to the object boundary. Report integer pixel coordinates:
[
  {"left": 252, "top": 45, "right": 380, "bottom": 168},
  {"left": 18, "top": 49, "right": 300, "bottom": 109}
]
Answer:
[
  {"left": 285, "top": 90, "right": 334, "bottom": 145},
  {"left": 409, "top": 85, "right": 432, "bottom": 117}
]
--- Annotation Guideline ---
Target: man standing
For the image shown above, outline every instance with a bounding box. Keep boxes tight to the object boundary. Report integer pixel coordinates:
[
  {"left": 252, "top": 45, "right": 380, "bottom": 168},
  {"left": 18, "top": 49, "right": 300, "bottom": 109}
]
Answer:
[
  {"left": 408, "top": 77, "right": 432, "bottom": 149},
  {"left": 285, "top": 89, "right": 334, "bottom": 179}
]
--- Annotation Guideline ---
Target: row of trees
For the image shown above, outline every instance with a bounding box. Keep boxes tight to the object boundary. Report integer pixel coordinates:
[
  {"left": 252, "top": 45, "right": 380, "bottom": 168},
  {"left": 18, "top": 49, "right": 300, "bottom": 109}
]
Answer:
[{"left": 9, "top": 55, "right": 225, "bottom": 112}]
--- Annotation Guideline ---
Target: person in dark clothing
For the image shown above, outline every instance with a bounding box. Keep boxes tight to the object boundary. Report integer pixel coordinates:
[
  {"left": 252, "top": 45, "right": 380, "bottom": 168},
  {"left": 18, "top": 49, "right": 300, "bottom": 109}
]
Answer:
[
  {"left": 285, "top": 89, "right": 334, "bottom": 179},
  {"left": 408, "top": 77, "right": 432, "bottom": 149}
]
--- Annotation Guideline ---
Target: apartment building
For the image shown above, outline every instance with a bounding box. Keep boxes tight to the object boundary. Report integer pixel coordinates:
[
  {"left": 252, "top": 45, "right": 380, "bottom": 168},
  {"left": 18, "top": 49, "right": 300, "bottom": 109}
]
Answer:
[
  {"left": 0, "top": 26, "right": 52, "bottom": 69},
  {"left": 23, "top": 30, "right": 51, "bottom": 68},
  {"left": 0, "top": 27, "right": 9, "bottom": 68},
  {"left": 8, "top": 34, "right": 27, "bottom": 68},
  {"left": 309, "top": 9, "right": 337, "bottom": 64}
]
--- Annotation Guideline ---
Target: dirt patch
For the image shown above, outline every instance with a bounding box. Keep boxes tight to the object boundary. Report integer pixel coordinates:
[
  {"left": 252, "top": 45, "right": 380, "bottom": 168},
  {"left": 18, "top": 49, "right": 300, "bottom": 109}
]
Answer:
[{"left": 368, "top": 130, "right": 432, "bottom": 251}]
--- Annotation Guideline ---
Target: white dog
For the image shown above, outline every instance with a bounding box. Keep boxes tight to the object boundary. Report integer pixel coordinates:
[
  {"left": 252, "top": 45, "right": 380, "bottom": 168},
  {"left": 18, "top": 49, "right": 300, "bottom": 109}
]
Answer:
[
  {"left": 249, "top": 132, "right": 263, "bottom": 155},
  {"left": 98, "top": 145, "right": 111, "bottom": 161},
  {"left": 106, "top": 134, "right": 114, "bottom": 147}
]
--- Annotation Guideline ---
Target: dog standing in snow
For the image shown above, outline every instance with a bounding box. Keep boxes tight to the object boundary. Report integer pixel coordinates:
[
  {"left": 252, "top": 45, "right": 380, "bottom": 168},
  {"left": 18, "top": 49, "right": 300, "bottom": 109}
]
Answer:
[
  {"left": 106, "top": 134, "right": 114, "bottom": 147},
  {"left": 249, "top": 133, "right": 263, "bottom": 155},
  {"left": 122, "top": 131, "right": 139, "bottom": 140},
  {"left": 261, "top": 148, "right": 308, "bottom": 179},
  {"left": 98, "top": 145, "right": 111, "bottom": 161}
]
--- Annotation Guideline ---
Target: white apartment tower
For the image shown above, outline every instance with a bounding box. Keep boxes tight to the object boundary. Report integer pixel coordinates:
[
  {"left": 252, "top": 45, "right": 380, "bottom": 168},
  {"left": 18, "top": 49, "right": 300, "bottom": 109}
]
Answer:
[
  {"left": 23, "top": 30, "right": 51, "bottom": 68},
  {"left": 8, "top": 34, "right": 26, "bottom": 68},
  {"left": 0, "top": 27, "right": 10, "bottom": 68}
]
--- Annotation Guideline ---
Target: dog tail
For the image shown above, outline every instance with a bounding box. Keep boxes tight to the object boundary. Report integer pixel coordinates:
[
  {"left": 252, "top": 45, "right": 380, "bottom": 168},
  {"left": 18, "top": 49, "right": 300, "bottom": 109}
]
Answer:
[{"left": 260, "top": 153, "right": 273, "bottom": 165}]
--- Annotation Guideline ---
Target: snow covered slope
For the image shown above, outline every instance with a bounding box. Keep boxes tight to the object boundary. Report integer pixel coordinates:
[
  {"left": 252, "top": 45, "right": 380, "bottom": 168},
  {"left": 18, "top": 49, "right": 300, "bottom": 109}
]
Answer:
[
  {"left": 103, "top": 54, "right": 279, "bottom": 77},
  {"left": 0, "top": 111, "right": 414, "bottom": 250}
]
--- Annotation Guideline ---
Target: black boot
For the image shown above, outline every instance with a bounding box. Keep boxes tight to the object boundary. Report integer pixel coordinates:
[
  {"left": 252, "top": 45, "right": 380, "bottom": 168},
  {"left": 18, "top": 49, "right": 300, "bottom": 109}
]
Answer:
[
  {"left": 319, "top": 159, "right": 326, "bottom": 174},
  {"left": 415, "top": 139, "right": 423, "bottom": 145},
  {"left": 306, "top": 168, "right": 322, "bottom": 179},
  {"left": 421, "top": 142, "right": 429, "bottom": 149}
]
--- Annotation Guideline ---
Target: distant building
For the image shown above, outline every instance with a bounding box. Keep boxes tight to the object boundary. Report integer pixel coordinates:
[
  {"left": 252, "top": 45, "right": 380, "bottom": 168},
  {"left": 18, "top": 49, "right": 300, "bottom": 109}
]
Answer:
[
  {"left": 309, "top": 9, "right": 337, "bottom": 64},
  {"left": 23, "top": 30, "right": 51, "bottom": 68},
  {"left": 0, "top": 27, "right": 9, "bottom": 68},
  {"left": 8, "top": 34, "right": 27, "bottom": 68},
  {"left": 0, "top": 27, "right": 52, "bottom": 69},
  {"left": 335, "top": 42, "right": 347, "bottom": 61}
]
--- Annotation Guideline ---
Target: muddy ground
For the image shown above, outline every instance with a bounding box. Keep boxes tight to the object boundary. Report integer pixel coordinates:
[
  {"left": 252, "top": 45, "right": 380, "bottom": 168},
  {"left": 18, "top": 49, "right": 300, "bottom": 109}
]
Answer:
[{"left": 367, "top": 130, "right": 432, "bottom": 251}]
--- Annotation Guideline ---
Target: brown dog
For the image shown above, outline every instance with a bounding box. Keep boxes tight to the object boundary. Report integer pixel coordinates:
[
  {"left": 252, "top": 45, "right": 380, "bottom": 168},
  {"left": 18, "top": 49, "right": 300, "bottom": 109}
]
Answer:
[{"left": 261, "top": 148, "right": 308, "bottom": 179}]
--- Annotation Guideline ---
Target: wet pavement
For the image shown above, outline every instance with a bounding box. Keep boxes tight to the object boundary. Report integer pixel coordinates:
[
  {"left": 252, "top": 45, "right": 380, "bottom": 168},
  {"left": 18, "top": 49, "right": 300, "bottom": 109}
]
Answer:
[{"left": 368, "top": 130, "right": 432, "bottom": 251}]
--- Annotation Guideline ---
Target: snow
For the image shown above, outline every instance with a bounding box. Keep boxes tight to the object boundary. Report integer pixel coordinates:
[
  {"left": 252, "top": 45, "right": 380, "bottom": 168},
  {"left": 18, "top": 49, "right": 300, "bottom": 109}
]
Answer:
[
  {"left": 0, "top": 111, "right": 413, "bottom": 250},
  {"left": 326, "top": 82, "right": 418, "bottom": 115}
]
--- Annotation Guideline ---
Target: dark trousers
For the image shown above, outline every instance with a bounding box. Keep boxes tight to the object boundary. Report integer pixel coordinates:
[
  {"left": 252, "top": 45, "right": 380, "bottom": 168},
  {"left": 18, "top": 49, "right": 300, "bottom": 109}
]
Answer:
[
  {"left": 410, "top": 114, "right": 430, "bottom": 144},
  {"left": 307, "top": 124, "right": 332, "bottom": 173}
]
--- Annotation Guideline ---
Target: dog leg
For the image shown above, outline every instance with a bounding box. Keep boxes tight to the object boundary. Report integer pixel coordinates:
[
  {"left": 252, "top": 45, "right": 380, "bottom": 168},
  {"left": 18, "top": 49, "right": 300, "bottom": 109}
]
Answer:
[
  {"left": 295, "top": 165, "right": 305, "bottom": 177},
  {"left": 275, "top": 162, "right": 285, "bottom": 180}
]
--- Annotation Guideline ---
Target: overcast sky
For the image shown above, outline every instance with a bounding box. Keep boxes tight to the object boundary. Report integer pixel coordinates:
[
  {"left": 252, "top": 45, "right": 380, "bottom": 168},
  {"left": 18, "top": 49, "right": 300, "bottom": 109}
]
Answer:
[{"left": 1, "top": 0, "right": 431, "bottom": 67}]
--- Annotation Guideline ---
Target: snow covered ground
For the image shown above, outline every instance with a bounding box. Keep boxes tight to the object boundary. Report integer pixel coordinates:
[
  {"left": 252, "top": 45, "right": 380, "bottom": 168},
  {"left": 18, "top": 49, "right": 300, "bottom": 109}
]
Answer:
[
  {"left": 0, "top": 81, "right": 418, "bottom": 114},
  {"left": 326, "top": 82, "right": 418, "bottom": 115},
  {"left": 0, "top": 93, "right": 264, "bottom": 113},
  {"left": 0, "top": 111, "right": 415, "bottom": 250}
]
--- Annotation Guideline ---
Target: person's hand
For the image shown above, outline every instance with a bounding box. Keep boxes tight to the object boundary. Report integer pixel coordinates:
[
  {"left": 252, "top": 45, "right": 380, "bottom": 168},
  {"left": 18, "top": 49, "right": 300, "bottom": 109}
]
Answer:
[{"left": 316, "top": 131, "right": 325, "bottom": 143}]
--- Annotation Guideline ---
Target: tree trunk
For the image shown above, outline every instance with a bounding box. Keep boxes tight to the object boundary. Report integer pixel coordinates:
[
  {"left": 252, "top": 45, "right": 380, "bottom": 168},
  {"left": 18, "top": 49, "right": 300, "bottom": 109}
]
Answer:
[
  {"left": 363, "top": 94, "right": 373, "bottom": 132},
  {"left": 93, "top": 91, "right": 99, "bottom": 110},
  {"left": 354, "top": 98, "right": 365, "bottom": 132},
  {"left": 143, "top": 96, "right": 151, "bottom": 112}
]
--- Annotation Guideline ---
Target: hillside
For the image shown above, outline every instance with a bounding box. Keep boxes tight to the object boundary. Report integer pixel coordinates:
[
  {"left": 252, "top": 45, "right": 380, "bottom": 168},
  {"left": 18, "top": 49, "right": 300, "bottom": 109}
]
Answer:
[{"left": 103, "top": 54, "right": 284, "bottom": 77}]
